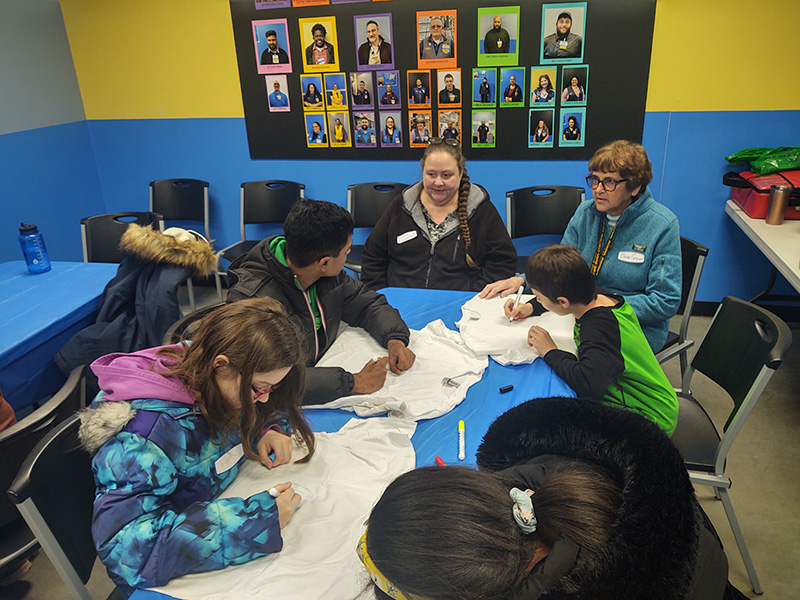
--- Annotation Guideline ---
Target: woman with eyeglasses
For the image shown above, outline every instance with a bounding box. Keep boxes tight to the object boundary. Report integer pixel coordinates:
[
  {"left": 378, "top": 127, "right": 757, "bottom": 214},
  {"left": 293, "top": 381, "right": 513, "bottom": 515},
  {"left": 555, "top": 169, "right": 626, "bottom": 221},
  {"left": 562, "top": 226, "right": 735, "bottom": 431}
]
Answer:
[
  {"left": 79, "top": 298, "right": 315, "bottom": 596},
  {"left": 481, "top": 140, "right": 680, "bottom": 353},
  {"left": 361, "top": 139, "right": 516, "bottom": 291}
]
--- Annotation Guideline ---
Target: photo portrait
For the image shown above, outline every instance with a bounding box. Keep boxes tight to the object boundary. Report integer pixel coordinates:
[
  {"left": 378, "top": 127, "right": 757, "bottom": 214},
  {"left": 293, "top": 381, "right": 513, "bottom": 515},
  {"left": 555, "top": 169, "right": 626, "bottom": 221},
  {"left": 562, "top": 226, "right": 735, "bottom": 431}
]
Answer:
[
  {"left": 324, "top": 72, "right": 348, "bottom": 109},
  {"left": 499, "top": 67, "right": 525, "bottom": 107},
  {"left": 417, "top": 10, "right": 457, "bottom": 70},
  {"left": 408, "top": 70, "right": 431, "bottom": 108},
  {"left": 350, "top": 71, "right": 375, "bottom": 109},
  {"left": 437, "top": 69, "right": 462, "bottom": 107},
  {"left": 299, "top": 74, "right": 324, "bottom": 111},
  {"left": 561, "top": 65, "right": 588, "bottom": 105},
  {"left": 530, "top": 67, "right": 557, "bottom": 106},
  {"left": 376, "top": 70, "right": 401, "bottom": 108},
  {"left": 354, "top": 14, "right": 394, "bottom": 71},
  {"left": 299, "top": 16, "right": 340, "bottom": 73},
  {"left": 541, "top": 2, "right": 586, "bottom": 64},
  {"left": 472, "top": 110, "right": 496, "bottom": 148},
  {"left": 476, "top": 6, "right": 520, "bottom": 67},
  {"left": 437, "top": 110, "right": 462, "bottom": 143},
  {"left": 253, "top": 19, "right": 292, "bottom": 75},
  {"left": 266, "top": 75, "right": 290, "bottom": 113},
  {"left": 305, "top": 114, "right": 329, "bottom": 148},
  {"left": 255, "top": 0, "right": 291, "bottom": 10},
  {"left": 327, "top": 112, "right": 352, "bottom": 147},
  {"left": 379, "top": 111, "right": 403, "bottom": 147},
  {"left": 472, "top": 68, "right": 496, "bottom": 107},
  {"left": 529, "top": 109, "right": 555, "bottom": 148},
  {"left": 558, "top": 107, "right": 586, "bottom": 147},
  {"left": 409, "top": 111, "right": 433, "bottom": 147},
  {"left": 353, "top": 112, "right": 377, "bottom": 147}
]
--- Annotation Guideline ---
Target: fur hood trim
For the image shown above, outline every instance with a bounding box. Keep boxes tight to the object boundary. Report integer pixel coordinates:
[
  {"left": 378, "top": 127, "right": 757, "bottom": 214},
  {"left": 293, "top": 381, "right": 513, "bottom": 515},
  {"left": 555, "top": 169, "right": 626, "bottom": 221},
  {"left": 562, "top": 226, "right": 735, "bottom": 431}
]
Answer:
[
  {"left": 120, "top": 224, "right": 218, "bottom": 277},
  {"left": 78, "top": 402, "right": 136, "bottom": 454}
]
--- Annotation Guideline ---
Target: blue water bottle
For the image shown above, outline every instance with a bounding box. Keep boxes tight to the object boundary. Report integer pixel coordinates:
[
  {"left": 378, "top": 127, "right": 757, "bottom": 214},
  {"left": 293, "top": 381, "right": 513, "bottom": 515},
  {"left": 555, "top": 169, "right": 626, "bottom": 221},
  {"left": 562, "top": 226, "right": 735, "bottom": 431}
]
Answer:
[{"left": 18, "top": 222, "right": 52, "bottom": 274}]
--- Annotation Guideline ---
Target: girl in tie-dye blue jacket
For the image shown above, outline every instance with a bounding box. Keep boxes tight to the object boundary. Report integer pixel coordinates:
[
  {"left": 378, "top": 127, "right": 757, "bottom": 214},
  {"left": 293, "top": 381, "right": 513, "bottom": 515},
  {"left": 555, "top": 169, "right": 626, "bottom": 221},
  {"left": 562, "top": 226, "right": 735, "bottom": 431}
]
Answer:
[{"left": 77, "top": 299, "right": 314, "bottom": 597}]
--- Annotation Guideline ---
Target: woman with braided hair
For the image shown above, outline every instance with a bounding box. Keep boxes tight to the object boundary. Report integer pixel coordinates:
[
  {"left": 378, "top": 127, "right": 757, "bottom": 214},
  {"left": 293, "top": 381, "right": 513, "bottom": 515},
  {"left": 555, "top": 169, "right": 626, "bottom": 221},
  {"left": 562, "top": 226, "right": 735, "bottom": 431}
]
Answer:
[{"left": 361, "top": 139, "right": 516, "bottom": 291}]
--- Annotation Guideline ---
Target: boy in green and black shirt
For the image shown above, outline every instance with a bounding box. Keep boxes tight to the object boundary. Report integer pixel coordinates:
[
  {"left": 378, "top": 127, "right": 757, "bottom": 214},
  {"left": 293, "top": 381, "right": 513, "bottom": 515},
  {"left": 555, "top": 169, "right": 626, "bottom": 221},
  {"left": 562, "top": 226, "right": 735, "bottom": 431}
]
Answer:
[{"left": 507, "top": 244, "right": 677, "bottom": 434}]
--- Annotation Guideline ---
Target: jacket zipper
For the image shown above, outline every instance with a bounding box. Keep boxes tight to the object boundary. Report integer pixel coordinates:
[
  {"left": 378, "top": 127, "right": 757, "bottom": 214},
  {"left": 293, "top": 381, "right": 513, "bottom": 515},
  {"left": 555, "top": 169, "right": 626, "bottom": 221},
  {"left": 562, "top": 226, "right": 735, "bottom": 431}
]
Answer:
[{"left": 424, "top": 241, "right": 436, "bottom": 288}]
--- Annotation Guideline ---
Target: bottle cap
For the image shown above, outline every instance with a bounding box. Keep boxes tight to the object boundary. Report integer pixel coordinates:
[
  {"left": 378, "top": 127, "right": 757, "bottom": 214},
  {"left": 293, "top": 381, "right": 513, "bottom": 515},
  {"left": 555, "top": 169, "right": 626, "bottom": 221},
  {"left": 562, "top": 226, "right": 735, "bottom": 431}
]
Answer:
[{"left": 19, "top": 222, "right": 38, "bottom": 234}]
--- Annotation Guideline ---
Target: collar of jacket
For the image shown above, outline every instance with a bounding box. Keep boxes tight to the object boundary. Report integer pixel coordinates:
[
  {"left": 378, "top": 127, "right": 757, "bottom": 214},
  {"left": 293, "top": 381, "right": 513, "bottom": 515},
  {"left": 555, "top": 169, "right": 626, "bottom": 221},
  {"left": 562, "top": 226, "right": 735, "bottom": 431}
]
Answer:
[
  {"left": 400, "top": 181, "right": 488, "bottom": 242},
  {"left": 120, "top": 224, "right": 218, "bottom": 277},
  {"left": 590, "top": 186, "right": 656, "bottom": 228}
]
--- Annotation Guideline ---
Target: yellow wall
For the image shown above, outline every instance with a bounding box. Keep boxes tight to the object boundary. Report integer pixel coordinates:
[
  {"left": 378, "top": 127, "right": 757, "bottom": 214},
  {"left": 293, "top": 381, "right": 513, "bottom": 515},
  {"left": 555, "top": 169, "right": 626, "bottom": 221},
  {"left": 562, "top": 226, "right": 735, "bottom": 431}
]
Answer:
[{"left": 60, "top": 0, "right": 800, "bottom": 120}]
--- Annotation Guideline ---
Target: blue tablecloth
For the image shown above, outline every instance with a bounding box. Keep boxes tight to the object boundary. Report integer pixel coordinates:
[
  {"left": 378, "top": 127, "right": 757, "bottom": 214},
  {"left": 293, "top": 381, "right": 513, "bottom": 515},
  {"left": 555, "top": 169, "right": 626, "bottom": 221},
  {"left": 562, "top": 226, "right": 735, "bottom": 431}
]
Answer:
[
  {"left": 129, "top": 286, "right": 574, "bottom": 600},
  {"left": 0, "top": 261, "right": 118, "bottom": 411}
]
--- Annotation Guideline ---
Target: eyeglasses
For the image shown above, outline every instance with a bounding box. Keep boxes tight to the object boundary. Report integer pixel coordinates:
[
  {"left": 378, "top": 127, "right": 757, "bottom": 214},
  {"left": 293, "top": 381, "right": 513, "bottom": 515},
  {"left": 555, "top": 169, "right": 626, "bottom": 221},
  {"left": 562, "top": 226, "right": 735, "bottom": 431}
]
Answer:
[
  {"left": 429, "top": 137, "right": 459, "bottom": 147},
  {"left": 251, "top": 381, "right": 283, "bottom": 400},
  {"left": 430, "top": 24, "right": 443, "bottom": 29},
  {"left": 585, "top": 175, "right": 628, "bottom": 192}
]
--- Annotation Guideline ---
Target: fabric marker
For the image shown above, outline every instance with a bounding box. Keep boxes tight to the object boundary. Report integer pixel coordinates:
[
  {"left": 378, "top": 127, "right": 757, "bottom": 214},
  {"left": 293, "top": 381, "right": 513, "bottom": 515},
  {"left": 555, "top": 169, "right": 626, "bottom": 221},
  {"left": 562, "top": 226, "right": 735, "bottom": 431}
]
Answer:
[
  {"left": 435, "top": 456, "right": 447, "bottom": 466},
  {"left": 458, "top": 420, "right": 465, "bottom": 461},
  {"left": 509, "top": 285, "right": 524, "bottom": 322},
  {"left": 499, "top": 384, "right": 514, "bottom": 394}
]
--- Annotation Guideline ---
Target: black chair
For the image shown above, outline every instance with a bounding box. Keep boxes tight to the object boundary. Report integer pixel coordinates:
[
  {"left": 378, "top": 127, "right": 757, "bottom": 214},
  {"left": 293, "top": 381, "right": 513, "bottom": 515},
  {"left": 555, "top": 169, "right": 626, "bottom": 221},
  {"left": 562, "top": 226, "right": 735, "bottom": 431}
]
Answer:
[
  {"left": 655, "top": 236, "right": 709, "bottom": 385},
  {"left": 505, "top": 185, "right": 584, "bottom": 272},
  {"left": 671, "top": 296, "right": 792, "bottom": 594},
  {"left": 80, "top": 212, "right": 163, "bottom": 264},
  {"left": 345, "top": 182, "right": 407, "bottom": 275},
  {"left": 221, "top": 180, "right": 305, "bottom": 264},
  {"left": 162, "top": 302, "right": 225, "bottom": 345},
  {"left": 7, "top": 413, "right": 123, "bottom": 600},
  {"left": 0, "top": 366, "right": 85, "bottom": 588}
]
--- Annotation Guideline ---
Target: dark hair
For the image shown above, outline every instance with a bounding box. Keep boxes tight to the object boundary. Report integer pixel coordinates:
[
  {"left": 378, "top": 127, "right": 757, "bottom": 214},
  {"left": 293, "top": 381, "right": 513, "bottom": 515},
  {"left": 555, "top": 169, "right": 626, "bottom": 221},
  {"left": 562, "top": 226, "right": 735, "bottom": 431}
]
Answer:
[
  {"left": 568, "top": 116, "right": 578, "bottom": 126},
  {"left": 537, "top": 73, "right": 553, "bottom": 92},
  {"left": 283, "top": 199, "right": 354, "bottom": 267},
  {"left": 311, "top": 23, "right": 326, "bottom": 36},
  {"left": 383, "top": 116, "right": 395, "bottom": 135},
  {"left": 366, "top": 20, "right": 379, "bottom": 29},
  {"left": 306, "top": 82, "right": 317, "bottom": 94},
  {"left": 367, "top": 462, "right": 620, "bottom": 600},
  {"left": 419, "top": 142, "right": 473, "bottom": 254},
  {"left": 588, "top": 140, "right": 653, "bottom": 198},
  {"left": 158, "top": 298, "right": 314, "bottom": 463},
  {"left": 265, "top": 29, "right": 277, "bottom": 38},
  {"left": 526, "top": 244, "right": 596, "bottom": 305}
]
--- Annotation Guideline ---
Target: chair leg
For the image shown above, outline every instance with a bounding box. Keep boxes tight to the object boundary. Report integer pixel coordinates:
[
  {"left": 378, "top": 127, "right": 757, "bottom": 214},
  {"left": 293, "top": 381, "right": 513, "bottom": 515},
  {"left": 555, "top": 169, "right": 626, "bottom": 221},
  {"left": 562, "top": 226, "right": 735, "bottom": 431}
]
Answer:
[
  {"left": 186, "top": 279, "right": 196, "bottom": 313},
  {"left": 214, "top": 271, "right": 223, "bottom": 302},
  {"left": 717, "top": 486, "right": 763, "bottom": 594}
]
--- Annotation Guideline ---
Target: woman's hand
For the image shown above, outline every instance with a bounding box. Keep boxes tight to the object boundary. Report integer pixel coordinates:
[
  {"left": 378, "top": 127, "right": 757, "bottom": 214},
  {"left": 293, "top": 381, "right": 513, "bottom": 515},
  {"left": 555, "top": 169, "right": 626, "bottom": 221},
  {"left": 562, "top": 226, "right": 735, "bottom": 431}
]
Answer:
[
  {"left": 479, "top": 276, "right": 525, "bottom": 299},
  {"left": 258, "top": 430, "right": 293, "bottom": 469},
  {"left": 272, "top": 482, "right": 302, "bottom": 529},
  {"left": 504, "top": 298, "right": 534, "bottom": 321}
]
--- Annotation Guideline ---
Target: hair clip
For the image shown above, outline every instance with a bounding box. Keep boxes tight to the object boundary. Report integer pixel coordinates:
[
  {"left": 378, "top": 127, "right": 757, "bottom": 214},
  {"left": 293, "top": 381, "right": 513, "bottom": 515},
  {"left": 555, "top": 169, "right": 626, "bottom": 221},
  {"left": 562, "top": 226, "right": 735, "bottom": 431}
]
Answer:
[{"left": 509, "top": 487, "right": 537, "bottom": 534}]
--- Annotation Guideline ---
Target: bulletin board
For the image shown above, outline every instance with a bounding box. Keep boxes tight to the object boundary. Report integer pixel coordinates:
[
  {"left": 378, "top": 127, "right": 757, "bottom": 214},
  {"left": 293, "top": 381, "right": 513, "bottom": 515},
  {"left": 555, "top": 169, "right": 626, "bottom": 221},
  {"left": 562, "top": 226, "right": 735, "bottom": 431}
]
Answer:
[{"left": 230, "top": 0, "right": 656, "bottom": 161}]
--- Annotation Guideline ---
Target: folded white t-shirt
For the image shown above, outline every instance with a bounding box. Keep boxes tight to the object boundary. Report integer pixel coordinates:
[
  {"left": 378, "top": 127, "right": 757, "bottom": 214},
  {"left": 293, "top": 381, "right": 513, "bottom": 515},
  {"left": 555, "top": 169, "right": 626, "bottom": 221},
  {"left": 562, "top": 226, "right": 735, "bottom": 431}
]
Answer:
[
  {"left": 152, "top": 417, "right": 416, "bottom": 600},
  {"left": 456, "top": 294, "right": 578, "bottom": 365},
  {"left": 311, "top": 319, "right": 488, "bottom": 420}
]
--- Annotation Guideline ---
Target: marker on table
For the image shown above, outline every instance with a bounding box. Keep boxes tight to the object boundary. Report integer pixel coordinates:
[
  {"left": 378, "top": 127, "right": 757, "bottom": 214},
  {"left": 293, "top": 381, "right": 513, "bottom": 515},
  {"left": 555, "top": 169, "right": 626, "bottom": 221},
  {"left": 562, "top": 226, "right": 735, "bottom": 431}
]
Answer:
[
  {"left": 509, "top": 285, "right": 524, "bottom": 322},
  {"left": 458, "top": 420, "right": 465, "bottom": 461}
]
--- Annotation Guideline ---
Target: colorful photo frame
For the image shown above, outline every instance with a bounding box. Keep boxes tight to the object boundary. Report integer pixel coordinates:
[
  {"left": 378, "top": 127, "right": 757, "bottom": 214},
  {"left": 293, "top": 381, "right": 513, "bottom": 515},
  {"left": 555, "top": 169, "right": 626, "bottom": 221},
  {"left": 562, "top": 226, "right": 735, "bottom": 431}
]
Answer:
[
  {"left": 530, "top": 67, "right": 557, "bottom": 106},
  {"left": 354, "top": 13, "right": 395, "bottom": 71},
  {"left": 293, "top": 0, "right": 330, "bottom": 7},
  {"left": 299, "top": 16, "right": 340, "bottom": 73},
  {"left": 529, "top": 109, "right": 555, "bottom": 148},
  {"left": 376, "top": 70, "right": 401, "bottom": 108},
  {"left": 350, "top": 71, "right": 375, "bottom": 109},
  {"left": 379, "top": 111, "right": 403, "bottom": 147},
  {"left": 407, "top": 70, "right": 432, "bottom": 109},
  {"left": 499, "top": 67, "right": 525, "bottom": 107},
  {"left": 266, "top": 75, "right": 291, "bottom": 112},
  {"left": 255, "top": 0, "right": 291, "bottom": 10},
  {"left": 409, "top": 111, "right": 433, "bottom": 147},
  {"left": 253, "top": 19, "right": 292, "bottom": 75},
  {"left": 561, "top": 65, "right": 588, "bottom": 106},
  {"left": 417, "top": 10, "right": 457, "bottom": 70},
  {"left": 436, "top": 69, "right": 462, "bottom": 108},
  {"left": 471, "top": 110, "right": 496, "bottom": 148},
  {"left": 353, "top": 111, "right": 377, "bottom": 147},
  {"left": 472, "top": 68, "right": 496, "bottom": 107},
  {"left": 327, "top": 112, "right": 352, "bottom": 147},
  {"left": 305, "top": 114, "right": 329, "bottom": 147},
  {"left": 558, "top": 108, "right": 586, "bottom": 147},
  {"left": 540, "top": 2, "right": 586, "bottom": 65},
  {"left": 300, "top": 74, "right": 324, "bottom": 111},
  {"left": 437, "top": 109, "right": 462, "bottom": 143},
  {"left": 476, "top": 6, "right": 520, "bottom": 67},
  {"left": 324, "top": 72, "right": 348, "bottom": 109}
]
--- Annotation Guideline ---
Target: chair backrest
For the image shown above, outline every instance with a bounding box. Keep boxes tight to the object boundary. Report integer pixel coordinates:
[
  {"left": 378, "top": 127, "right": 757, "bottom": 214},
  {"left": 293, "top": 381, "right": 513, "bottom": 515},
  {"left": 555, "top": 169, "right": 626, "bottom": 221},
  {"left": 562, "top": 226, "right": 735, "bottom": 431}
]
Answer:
[
  {"left": 505, "top": 186, "right": 584, "bottom": 238},
  {"left": 676, "top": 236, "right": 709, "bottom": 339},
  {"left": 347, "top": 182, "right": 407, "bottom": 228},
  {"left": 150, "top": 179, "right": 210, "bottom": 240},
  {"left": 162, "top": 302, "right": 225, "bottom": 345},
  {"left": 0, "top": 366, "right": 85, "bottom": 531},
  {"left": 81, "top": 212, "right": 163, "bottom": 263},
  {"left": 690, "top": 296, "right": 792, "bottom": 434},
  {"left": 7, "top": 413, "right": 98, "bottom": 597},
  {"left": 240, "top": 180, "right": 305, "bottom": 241}
]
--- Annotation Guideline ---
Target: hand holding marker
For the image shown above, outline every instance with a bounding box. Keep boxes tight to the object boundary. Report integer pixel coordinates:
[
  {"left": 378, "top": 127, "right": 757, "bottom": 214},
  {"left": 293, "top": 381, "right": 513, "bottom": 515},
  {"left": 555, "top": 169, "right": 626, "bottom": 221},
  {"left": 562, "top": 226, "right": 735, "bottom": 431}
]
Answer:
[{"left": 508, "top": 285, "right": 524, "bottom": 322}]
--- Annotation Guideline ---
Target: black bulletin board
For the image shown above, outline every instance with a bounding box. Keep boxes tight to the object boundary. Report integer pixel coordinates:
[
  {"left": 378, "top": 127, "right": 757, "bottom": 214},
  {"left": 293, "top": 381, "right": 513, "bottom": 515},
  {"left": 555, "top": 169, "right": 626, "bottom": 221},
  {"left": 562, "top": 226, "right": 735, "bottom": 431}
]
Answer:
[{"left": 230, "top": 0, "right": 656, "bottom": 161}]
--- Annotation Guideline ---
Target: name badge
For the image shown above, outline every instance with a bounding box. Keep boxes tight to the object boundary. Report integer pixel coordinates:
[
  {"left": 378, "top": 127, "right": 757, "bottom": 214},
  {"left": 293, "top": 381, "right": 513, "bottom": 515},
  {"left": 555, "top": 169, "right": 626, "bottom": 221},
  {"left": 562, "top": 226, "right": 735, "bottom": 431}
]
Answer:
[
  {"left": 272, "top": 54, "right": 279, "bottom": 64},
  {"left": 448, "top": 93, "right": 455, "bottom": 101},
  {"left": 214, "top": 443, "right": 244, "bottom": 475},
  {"left": 559, "top": 40, "right": 568, "bottom": 49},
  {"left": 397, "top": 230, "right": 418, "bottom": 245},
  {"left": 618, "top": 251, "right": 645, "bottom": 264},
  {"left": 497, "top": 39, "right": 503, "bottom": 48},
  {"left": 442, "top": 44, "right": 450, "bottom": 54}
]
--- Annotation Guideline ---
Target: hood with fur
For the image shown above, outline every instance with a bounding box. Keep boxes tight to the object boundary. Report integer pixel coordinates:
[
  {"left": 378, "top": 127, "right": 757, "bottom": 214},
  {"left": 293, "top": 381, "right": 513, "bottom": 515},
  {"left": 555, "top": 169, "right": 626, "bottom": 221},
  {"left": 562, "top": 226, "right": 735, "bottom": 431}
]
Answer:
[{"left": 120, "top": 224, "right": 218, "bottom": 277}]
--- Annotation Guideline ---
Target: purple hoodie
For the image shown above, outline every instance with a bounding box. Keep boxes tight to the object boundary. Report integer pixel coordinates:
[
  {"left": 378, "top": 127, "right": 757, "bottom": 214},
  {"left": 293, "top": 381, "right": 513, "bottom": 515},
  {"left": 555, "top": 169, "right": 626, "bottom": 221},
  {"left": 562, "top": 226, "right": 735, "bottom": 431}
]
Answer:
[{"left": 91, "top": 345, "right": 196, "bottom": 405}]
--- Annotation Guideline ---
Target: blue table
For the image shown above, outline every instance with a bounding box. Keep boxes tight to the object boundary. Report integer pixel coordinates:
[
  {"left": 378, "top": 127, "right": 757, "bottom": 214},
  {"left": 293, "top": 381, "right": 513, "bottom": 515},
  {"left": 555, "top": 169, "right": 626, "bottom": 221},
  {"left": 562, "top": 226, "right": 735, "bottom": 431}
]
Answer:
[
  {"left": 129, "top": 287, "right": 574, "bottom": 600},
  {"left": 0, "top": 261, "right": 118, "bottom": 412}
]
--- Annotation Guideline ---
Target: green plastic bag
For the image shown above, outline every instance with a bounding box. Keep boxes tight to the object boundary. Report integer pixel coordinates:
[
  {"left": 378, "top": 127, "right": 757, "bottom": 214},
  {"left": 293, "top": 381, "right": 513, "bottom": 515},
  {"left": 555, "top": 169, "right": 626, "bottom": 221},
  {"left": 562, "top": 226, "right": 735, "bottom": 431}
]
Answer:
[{"left": 725, "top": 146, "right": 800, "bottom": 174}]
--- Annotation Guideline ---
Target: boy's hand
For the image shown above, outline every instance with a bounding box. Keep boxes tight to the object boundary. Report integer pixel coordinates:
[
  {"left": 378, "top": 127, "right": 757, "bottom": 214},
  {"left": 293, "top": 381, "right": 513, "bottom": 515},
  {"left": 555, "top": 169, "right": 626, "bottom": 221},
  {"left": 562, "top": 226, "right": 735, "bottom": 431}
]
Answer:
[
  {"left": 479, "top": 276, "right": 525, "bottom": 299},
  {"left": 504, "top": 298, "right": 533, "bottom": 321},
  {"left": 351, "top": 357, "right": 389, "bottom": 394},
  {"left": 386, "top": 339, "right": 416, "bottom": 374},
  {"left": 527, "top": 326, "right": 557, "bottom": 356}
]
